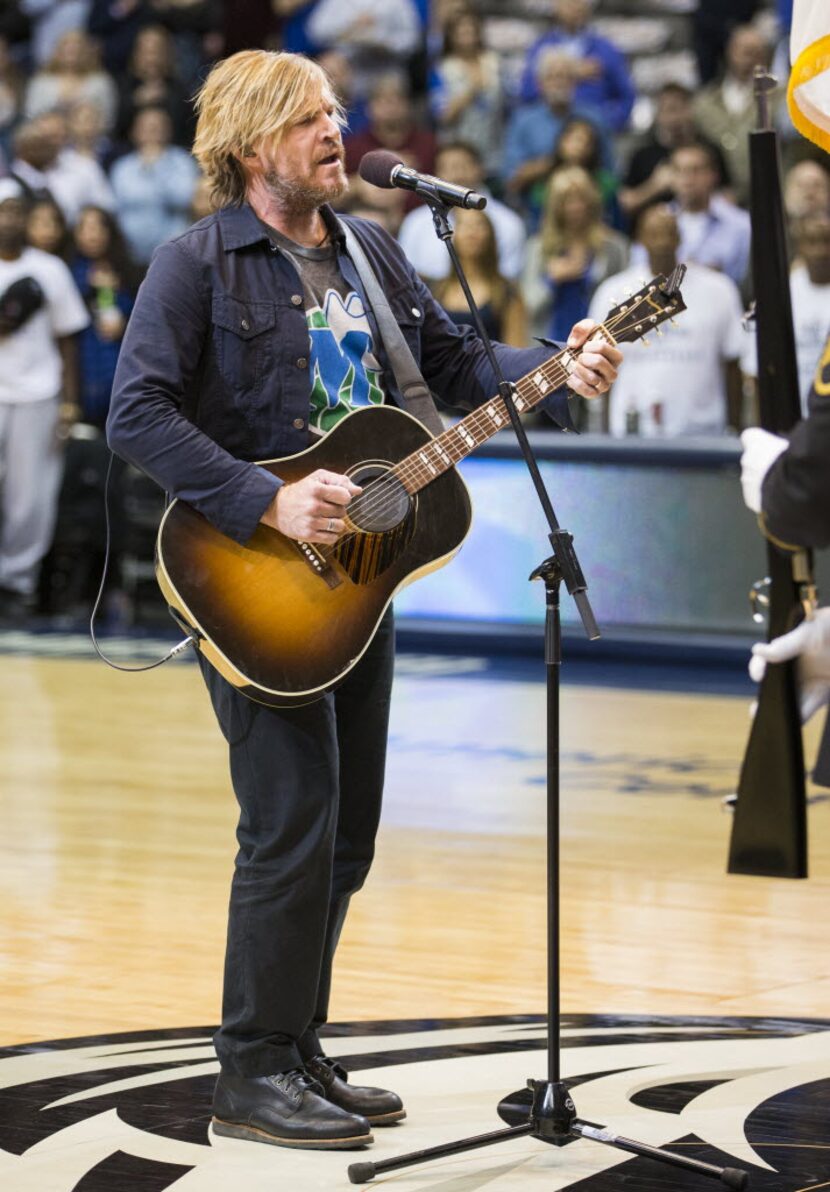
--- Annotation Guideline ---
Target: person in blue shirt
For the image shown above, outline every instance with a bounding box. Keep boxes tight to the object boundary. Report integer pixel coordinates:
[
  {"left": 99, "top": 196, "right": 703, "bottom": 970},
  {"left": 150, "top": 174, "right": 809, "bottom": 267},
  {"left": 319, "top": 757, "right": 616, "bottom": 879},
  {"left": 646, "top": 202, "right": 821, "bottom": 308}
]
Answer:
[
  {"left": 70, "top": 204, "right": 137, "bottom": 428},
  {"left": 504, "top": 47, "right": 610, "bottom": 213},
  {"left": 109, "top": 104, "right": 199, "bottom": 265},
  {"left": 518, "top": 0, "right": 635, "bottom": 132},
  {"left": 107, "top": 47, "right": 622, "bottom": 1155}
]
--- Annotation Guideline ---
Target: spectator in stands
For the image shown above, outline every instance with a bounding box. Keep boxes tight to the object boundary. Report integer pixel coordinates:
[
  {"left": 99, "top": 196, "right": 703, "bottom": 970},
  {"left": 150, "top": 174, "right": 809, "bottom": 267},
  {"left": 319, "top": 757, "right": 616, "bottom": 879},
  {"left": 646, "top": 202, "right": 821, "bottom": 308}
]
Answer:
[
  {"left": 21, "top": 0, "right": 90, "bottom": 67},
  {"left": 70, "top": 204, "right": 137, "bottom": 428},
  {"left": 344, "top": 73, "right": 435, "bottom": 178},
  {"left": 116, "top": 24, "right": 193, "bottom": 148},
  {"left": 518, "top": 0, "right": 635, "bottom": 133},
  {"left": 551, "top": 117, "right": 619, "bottom": 228},
  {"left": 144, "top": 0, "right": 223, "bottom": 93},
  {"left": 110, "top": 102, "right": 197, "bottom": 265},
  {"left": 784, "top": 158, "right": 830, "bottom": 222},
  {"left": 66, "top": 98, "right": 114, "bottom": 170},
  {"left": 431, "top": 207, "right": 526, "bottom": 347},
  {"left": 430, "top": 9, "right": 504, "bottom": 182},
  {"left": 619, "top": 83, "right": 729, "bottom": 228},
  {"left": 305, "top": 0, "right": 422, "bottom": 101},
  {"left": 503, "top": 50, "right": 605, "bottom": 218},
  {"left": 0, "top": 181, "right": 89, "bottom": 621},
  {"left": 88, "top": 0, "right": 145, "bottom": 74},
  {"left": 662, "top": 141, "right": 751, "bottom": 287},
  {"left": 24, "top": 28, "right": 117, "bottom": 131},
  {"left": 694, "top": 24, "right": 772, "bottom": 208},
  {"left": 589, "top": 205, "right": 745, "bottom": 437},
  {"left": 10, "top": 111, "right": 115, "bottom": 220},
  {"left": 344, "top": 73, "right": 435, "bottom": 231},
  {"left": 398, "top": 141, "right": 526, "bottom": 283},
  {"left": 522, "top": 165, "right": 628, "bottom": 345},
  {"left": 693, "top": 0, "right": 760, "bottom": 86},
  {"left": 788, "top": 215, "right": 830, "bottom": 414},
  {"left": 110, "top": 103, "right": 198, "bottom": 265},
  {"left": 26, "top": 196, "right": 71, "bottom": 261}
]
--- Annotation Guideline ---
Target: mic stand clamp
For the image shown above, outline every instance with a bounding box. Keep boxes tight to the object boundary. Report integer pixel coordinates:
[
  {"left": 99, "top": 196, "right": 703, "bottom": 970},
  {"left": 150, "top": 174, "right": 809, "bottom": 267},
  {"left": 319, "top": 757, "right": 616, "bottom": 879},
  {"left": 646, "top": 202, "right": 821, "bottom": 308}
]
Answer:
[{"left": 347, "top": 197, "right": 749, "bottom": 1191}]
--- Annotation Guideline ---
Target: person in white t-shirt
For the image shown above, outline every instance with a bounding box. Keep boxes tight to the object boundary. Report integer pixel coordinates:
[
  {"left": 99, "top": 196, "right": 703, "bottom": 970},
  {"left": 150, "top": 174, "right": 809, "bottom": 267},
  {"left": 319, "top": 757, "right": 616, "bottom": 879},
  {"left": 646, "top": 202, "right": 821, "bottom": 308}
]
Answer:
[
  {"left": 588, "top": 204, "right": 745, "bottom": 437},
  {"left": 0, "top": 182, "right": 90, "bottom": 619},
  {"left": 397, "top": 141, "right": 527, "bottom": 282},
  {"left": 10, "top": 110, "right": 115, "bottom": 223},
  {"left": 789, "top": 214, "right": 830, "bottom": 413}
]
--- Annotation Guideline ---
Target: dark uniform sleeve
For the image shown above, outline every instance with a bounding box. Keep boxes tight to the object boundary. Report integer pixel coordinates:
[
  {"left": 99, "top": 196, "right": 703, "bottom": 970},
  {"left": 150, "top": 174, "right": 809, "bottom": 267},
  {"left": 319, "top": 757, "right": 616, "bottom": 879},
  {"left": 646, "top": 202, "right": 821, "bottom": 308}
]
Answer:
[
  {"left": 762, "top": 380, "right": 830, "bottom": 551},
  {"left": 107, "top": 239, "right": 280, "bottom": 545}
]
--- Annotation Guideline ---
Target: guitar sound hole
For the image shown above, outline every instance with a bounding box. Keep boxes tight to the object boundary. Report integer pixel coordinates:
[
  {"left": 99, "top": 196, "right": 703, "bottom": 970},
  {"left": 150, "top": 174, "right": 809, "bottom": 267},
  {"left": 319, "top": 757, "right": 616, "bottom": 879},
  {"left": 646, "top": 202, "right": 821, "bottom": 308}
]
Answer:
[{"left": 347, "top": 465, "right": 412, "bottom": 533}]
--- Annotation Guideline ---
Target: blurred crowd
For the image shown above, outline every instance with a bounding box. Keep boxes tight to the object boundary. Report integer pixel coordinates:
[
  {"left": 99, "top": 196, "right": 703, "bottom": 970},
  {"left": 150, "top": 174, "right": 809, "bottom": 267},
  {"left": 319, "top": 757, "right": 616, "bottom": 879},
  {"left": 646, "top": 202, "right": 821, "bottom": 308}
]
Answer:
[{"left": 0, "top": 0, "right": 827, "bottom": 623}]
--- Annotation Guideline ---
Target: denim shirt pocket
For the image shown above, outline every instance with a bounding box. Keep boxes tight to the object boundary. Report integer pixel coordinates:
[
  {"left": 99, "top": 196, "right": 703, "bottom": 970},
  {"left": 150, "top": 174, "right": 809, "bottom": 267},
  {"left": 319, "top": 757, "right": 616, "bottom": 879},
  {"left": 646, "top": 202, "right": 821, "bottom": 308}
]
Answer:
[
  {"left": 211, "top": 294, "right": 277, "bottom": 398},
  {"left": 387, "top": 290, "right": 424, "bottom": 362}
]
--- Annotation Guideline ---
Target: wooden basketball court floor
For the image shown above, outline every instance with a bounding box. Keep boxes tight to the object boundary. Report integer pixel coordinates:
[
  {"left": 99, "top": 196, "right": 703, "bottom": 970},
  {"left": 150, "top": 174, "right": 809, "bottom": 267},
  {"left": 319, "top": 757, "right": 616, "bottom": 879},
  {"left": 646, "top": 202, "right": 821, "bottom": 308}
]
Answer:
[{"left": 2, "top": 640, "right": 830, "bottom": 1191}]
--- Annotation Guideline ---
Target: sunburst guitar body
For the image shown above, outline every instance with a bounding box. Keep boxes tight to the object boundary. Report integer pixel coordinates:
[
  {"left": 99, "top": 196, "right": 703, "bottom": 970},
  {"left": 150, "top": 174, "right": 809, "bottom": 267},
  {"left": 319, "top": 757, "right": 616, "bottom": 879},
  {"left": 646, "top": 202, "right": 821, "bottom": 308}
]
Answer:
[
  {"left": 157, "top": 406, "right": 470, "bottom": 704},
  {"left": 155, "top": 270, "right": 687, "bottom": 705}
]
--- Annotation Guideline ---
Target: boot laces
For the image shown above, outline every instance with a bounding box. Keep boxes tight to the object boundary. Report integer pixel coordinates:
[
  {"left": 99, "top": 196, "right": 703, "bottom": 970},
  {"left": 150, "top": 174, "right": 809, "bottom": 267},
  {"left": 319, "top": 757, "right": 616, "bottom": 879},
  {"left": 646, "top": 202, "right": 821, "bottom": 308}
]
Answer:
[{"left": 273, "top": 1067, "right": 324, "bottom": 1097}]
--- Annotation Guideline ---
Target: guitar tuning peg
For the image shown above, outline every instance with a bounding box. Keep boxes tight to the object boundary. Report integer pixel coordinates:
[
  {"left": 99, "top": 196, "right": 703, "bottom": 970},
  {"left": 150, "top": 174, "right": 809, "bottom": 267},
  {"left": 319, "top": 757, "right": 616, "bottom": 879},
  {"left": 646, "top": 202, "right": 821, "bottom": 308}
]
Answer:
[
  {"left": 641, "top": 337, "right": 651, "bottom": 348},
  {"left": 623, "top": 286, "right": 633, "bottom": 297},
  {"left": 655, "top": 329, "right": 663, "bottom": 337},
  {"left": 670, "top": 318, "right": 678, "bottom": 327}
]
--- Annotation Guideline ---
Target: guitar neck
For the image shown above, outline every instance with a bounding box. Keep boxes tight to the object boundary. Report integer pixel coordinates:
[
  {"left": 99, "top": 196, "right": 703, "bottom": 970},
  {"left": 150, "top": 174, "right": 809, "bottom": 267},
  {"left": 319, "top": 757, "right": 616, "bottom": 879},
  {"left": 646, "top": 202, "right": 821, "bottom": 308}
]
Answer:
[{"left": 391, "top": 329, "right": 610, "bottom": 494}]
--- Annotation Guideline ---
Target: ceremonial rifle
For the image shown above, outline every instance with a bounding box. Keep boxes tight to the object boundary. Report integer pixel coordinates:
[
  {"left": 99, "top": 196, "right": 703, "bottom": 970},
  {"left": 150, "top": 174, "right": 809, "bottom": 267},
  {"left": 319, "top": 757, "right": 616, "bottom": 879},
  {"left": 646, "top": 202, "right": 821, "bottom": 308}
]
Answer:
[{"left": 727, "top": 68, "right": 817, "bottom": 879}]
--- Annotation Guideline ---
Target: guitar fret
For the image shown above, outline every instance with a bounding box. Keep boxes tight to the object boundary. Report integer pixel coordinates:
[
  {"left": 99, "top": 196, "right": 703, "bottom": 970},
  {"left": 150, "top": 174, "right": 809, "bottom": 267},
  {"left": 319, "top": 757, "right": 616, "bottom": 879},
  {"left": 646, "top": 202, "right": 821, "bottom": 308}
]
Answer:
[
  {"left": 418, "top": 450, "right": 437, "bottom": 476},
  {"left": 394, "top": 333, "right": 619, "bottom": 495}
]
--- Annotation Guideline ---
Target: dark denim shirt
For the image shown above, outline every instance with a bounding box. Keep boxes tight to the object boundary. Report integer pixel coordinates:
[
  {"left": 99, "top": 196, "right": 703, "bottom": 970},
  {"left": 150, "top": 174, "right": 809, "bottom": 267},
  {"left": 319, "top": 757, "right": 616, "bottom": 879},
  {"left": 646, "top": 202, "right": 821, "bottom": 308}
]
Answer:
[{"left": 107, "top": 202, "right": 572, "bottom": 544}]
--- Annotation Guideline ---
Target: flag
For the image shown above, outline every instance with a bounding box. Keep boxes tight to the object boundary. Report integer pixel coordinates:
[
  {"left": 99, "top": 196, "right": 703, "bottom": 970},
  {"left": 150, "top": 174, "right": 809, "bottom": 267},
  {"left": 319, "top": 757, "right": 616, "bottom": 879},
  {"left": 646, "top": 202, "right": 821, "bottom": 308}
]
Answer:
[{"left": 788, "top": 1, "right": 830, "bottom": 151}]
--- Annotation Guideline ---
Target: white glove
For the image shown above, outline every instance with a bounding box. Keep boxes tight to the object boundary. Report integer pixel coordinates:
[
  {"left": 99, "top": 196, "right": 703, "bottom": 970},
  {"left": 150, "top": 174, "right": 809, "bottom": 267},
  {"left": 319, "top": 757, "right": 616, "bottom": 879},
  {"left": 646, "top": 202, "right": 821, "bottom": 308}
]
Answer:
[
  {"left": 749, "top": 607, "right": 830, "bottom": 722},
  {"left": 740, "top": 427, "right": 789, "bottom": 513}
]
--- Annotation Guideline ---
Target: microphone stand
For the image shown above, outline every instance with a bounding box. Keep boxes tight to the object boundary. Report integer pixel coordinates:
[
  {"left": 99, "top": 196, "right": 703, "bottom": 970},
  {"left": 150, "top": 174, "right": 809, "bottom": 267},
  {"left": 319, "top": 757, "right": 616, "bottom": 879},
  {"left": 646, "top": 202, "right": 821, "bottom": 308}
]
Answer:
[{"left": 347, "top": 198, "right": 748, "bottom": 1189}]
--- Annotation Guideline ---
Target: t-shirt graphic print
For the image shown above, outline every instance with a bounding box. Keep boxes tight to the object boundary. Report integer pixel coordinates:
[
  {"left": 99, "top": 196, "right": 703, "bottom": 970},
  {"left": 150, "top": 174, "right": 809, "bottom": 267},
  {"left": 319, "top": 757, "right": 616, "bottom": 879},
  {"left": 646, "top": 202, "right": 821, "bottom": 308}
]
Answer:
[{"left": 307, "top": 287, "right": 384, "bottom": 433}]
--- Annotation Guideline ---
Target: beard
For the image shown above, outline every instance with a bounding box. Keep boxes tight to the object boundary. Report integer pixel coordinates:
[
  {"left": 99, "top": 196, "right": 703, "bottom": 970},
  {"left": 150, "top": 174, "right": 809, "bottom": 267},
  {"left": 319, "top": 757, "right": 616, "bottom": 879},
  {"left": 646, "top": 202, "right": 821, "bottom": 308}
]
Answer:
[{"left": 263, "top": 160, "right": 348, "bottom": 216}]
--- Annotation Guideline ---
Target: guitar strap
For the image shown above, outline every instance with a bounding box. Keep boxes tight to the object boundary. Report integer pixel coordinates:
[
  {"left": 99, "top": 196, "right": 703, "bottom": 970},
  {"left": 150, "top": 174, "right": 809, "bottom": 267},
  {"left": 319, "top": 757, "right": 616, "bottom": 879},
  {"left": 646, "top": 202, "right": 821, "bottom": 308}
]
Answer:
[{"left": 339, "top": 219, "right": 445, "bottom": 438}]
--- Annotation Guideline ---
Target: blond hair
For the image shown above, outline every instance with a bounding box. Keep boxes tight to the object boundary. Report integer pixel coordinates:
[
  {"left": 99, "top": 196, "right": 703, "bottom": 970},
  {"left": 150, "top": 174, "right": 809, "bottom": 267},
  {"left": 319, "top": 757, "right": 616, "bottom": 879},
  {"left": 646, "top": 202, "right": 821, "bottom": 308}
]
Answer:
[
  {"left": 193, "top": 50, "right": 344, "bottom": 208},
  {"left": 540, "top": 165, "right": 604, "bottom": 259}
]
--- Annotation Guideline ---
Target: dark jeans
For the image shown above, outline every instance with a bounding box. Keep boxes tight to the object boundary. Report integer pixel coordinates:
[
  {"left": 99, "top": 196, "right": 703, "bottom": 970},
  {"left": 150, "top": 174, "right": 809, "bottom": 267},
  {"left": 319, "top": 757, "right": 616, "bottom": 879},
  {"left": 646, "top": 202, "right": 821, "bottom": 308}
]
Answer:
[{"left": 198, "top": 610, "right": 395, "bottom": 1077}]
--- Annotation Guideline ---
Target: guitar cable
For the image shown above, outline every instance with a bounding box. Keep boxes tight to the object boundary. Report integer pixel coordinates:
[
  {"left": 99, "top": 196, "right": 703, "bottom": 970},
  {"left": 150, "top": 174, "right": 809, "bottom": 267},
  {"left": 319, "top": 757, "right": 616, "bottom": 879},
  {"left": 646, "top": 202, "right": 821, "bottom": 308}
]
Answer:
[{"left": 89, "top": 448, "right": 198, "bottom": 672}]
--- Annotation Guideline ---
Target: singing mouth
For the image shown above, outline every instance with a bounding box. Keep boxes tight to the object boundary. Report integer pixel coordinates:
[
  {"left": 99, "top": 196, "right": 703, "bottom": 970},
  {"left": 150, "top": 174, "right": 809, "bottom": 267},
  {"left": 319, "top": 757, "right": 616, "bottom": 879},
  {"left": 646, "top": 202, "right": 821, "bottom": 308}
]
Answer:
[{"left": 317, "top": 152, "right": 342, "bottom": 166}]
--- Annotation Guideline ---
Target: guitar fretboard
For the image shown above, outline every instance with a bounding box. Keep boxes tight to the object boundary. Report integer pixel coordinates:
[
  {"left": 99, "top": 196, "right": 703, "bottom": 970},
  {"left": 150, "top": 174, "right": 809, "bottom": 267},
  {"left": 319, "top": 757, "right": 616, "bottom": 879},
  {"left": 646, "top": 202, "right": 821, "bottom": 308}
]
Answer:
[{"left": 390, "top": 327, "right": 611, "bottom": 495}]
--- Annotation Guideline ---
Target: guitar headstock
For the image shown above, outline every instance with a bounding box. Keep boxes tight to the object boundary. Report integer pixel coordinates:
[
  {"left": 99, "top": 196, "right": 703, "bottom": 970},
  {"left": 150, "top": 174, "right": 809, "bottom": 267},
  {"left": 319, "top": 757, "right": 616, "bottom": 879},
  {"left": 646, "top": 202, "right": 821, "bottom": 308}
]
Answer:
[{"left": 602, "top": 265, "right": 687, "bottom": 345}]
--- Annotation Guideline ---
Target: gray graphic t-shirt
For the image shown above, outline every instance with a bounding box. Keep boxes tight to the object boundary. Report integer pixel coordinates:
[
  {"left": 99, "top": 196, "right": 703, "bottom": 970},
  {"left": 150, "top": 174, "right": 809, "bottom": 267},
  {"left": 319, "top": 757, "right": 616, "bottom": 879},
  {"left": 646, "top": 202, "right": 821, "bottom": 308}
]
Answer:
[{"left": 265, "top": 224, "right": 385, "bottom": 434}]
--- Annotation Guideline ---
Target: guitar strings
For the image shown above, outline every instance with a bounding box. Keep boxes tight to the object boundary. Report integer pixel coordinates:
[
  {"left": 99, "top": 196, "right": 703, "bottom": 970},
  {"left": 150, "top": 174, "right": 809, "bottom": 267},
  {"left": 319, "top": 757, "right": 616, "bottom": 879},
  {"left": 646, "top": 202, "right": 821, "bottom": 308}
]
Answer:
[
  {"left": 323, "top": 306, "right": 642, "bottom": 547},
  {"left": 333, "top": 305, "right": 641, "bottom": 535},
  {"left": 319, "top": 303, "right": 655, "bottom": 548}
]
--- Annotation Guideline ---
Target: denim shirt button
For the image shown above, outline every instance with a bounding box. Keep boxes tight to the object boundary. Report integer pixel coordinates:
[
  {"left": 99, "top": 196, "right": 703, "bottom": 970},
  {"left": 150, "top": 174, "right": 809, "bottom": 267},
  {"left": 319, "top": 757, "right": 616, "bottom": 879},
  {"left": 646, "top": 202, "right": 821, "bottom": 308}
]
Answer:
[
  {"left": 293, "top": 417, "right": 305, "bottom": 430},
  {"left": 291, "top": 294, "right": 303, "bottom": 306},
  {"left": 296, "top": 357, "right": 308, "bottom": 369},
  {"left": 240, "top": 318, "right": 250, "bottom": 331}
]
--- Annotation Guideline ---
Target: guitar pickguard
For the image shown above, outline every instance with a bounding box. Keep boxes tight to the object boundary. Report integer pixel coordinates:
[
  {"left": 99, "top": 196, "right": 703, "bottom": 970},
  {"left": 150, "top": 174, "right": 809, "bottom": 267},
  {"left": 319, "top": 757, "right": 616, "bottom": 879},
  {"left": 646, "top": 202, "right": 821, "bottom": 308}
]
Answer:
[{"left": 332, "top": 508, "right": 416, "bottom": 585}]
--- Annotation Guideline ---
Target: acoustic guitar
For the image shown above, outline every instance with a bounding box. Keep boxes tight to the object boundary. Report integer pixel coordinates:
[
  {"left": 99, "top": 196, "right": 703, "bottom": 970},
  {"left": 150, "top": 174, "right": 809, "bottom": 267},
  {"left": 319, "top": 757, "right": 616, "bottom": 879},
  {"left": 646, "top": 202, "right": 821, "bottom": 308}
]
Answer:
[{"left": 156, "top": 269, "right": 687, "bottom": 705}]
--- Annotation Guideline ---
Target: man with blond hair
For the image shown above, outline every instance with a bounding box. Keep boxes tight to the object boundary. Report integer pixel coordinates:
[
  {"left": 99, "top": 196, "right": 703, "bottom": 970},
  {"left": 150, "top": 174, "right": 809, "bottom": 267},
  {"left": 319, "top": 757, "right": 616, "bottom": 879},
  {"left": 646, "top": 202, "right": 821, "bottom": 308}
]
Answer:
[{"left": 107, "top": 49, "right": 621, "bottom": 1151}]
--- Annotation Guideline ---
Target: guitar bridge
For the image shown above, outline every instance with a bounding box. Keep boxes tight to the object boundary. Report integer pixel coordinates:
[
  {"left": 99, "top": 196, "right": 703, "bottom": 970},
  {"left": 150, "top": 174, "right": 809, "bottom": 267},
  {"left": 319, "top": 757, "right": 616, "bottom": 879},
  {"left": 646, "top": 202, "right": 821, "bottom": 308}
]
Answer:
[{"left": 294, "top": 539, "right": 342, "bottom": 589}]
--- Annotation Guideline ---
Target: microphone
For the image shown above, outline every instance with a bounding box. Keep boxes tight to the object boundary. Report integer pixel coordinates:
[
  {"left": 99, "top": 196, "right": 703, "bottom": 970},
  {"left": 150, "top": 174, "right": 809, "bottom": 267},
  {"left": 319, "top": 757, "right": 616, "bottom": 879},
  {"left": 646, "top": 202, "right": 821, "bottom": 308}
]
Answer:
[{"left": 358, "top": 150, "right": 487, "bottom": 210}]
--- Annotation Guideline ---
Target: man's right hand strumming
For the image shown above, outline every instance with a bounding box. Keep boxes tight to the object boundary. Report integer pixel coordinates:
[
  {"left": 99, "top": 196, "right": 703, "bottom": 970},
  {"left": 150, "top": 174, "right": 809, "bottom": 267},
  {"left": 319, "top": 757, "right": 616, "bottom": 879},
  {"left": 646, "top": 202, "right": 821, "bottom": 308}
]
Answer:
[{"left": 261, "top": 468, "right": 362, "bottom": 543}]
